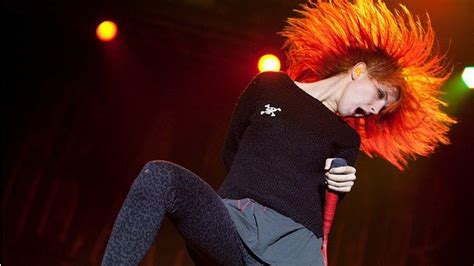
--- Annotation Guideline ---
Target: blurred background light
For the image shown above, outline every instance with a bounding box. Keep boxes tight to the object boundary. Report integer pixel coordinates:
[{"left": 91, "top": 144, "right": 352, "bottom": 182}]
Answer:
[
  {"left": 96, "top": 20, "right": 118, "bottom": 42},
  {"left": 462, "top": 66, "right": 474, "bottom": 89},
  {"left": 258, "top": 54, "right": 281, "bottom": 72}
]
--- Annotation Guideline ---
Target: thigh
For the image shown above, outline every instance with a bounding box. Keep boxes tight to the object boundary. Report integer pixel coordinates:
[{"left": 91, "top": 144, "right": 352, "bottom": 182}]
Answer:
[{"left": 146, "top": 160, "right": 246, "bottom": 265}]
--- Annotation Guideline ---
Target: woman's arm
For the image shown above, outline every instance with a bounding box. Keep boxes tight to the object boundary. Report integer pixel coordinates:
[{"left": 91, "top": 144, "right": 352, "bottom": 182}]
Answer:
[
  {"left": 324, "top": 141, "right": 360, "bottom": 197},
  {"left": 221, "top": 73, "right": 262, "bottom": 172}
]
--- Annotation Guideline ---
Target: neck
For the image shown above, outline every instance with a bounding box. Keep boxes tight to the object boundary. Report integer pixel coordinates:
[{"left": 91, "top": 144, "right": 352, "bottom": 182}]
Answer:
[{"left": 293, "top": 73, "right": 350, "bottom": 113}]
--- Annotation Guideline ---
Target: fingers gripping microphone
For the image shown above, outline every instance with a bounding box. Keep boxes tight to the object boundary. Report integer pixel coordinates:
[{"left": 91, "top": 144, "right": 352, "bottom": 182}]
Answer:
[{"left": 321, "top": 158, "right": 347, "bottom": 266}]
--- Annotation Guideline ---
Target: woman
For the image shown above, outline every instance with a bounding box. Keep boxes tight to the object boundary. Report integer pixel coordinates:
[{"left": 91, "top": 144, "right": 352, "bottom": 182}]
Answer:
[{"left": 101, "top": 0, "right": 456, "bottom": 265}]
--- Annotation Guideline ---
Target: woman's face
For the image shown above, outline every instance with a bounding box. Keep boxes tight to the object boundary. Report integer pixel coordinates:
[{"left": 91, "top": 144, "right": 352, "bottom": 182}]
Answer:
[{"left": 337, "top": 74, "right": 399, "bottom": 118}]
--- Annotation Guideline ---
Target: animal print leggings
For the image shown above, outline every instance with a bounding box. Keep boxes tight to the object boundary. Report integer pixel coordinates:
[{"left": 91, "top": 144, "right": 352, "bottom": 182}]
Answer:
[{"left": 101, "top": 160, "right": 267, "bottom": 266}]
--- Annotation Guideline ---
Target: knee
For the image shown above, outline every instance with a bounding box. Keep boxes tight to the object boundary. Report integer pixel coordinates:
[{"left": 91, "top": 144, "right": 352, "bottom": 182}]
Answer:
[
  {"left": 127, "top": 161, "right": 177, "bottom": 204},
  {"left": 140, "top": 160, "right": 196, "bottom": 185},
  {"left": 144, "top": 160, "right": 189, "bottom": 173},
  {"left": 131, "top": 160, "right": 172, "bottom": 184},
  {"left": 144, "top": 160, "right": 175, "bottom": 169},
  {"left": 136, "top": 160, "right": 180, "bottom": 183}
]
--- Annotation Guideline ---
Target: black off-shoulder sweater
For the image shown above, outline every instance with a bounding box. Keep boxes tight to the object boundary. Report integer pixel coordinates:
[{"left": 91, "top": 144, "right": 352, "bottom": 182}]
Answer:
[{"left": 218, "top": 71, "right": 360, "bottom": 238}]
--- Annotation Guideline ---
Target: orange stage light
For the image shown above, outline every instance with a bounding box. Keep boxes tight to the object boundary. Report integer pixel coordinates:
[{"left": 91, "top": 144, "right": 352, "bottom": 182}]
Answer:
[
  {"left": 96, "top": 20, "right": 118, "bottom": 42},
  {"left": 258, "top": 54, "right": 281, "bottom": 72}
]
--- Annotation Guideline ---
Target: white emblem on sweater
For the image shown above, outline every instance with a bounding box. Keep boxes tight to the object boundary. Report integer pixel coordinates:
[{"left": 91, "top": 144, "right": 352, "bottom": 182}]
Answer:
[{"left": 260, "top": 104, "right": 282, "bottom": 117}]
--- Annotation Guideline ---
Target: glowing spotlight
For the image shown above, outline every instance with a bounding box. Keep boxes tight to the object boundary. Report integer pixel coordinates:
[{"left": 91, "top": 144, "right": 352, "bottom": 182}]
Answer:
[
  {"left": 258, "top": 54, "right": 281, "bottom": 72},
  {"left": 96, "top": 20, "right": 118, "bottom": 42},
  {"left": 462, "top": 66, "right": 474, "bottom": 89}
]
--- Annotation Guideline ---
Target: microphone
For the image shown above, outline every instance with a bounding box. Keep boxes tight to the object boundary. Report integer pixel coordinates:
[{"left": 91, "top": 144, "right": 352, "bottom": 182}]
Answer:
[{"left": 321, "top": 158, "right": 347, "bottom": 266}]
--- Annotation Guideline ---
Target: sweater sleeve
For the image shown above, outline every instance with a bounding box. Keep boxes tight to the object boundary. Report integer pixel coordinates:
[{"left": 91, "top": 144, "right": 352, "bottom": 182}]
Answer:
[
  {"left": 221, "top": 73, "right": 262, "bottom": 172},
  {"left": 332, "top": 140, "right": 360, "bottom": 168},
  {"left": 331, "top": 137, "right": 361, "bottom": 202}
]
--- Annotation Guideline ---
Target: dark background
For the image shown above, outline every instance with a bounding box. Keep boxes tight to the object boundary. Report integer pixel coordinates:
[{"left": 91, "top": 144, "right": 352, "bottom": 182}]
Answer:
[{"left": 3, "top": 0, "right": 474, "bottom": 265}]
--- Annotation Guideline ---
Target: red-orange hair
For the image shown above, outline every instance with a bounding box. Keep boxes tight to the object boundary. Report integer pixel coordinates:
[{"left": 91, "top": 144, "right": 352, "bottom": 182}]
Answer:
[{"left": 278, "top": 0, "right": 457, "bottom": 170}]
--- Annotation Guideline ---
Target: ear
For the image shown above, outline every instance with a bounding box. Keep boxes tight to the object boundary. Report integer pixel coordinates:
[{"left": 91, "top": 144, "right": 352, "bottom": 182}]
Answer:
[{"left": 351, "top": 62, "right": 367, "bottom": 80}]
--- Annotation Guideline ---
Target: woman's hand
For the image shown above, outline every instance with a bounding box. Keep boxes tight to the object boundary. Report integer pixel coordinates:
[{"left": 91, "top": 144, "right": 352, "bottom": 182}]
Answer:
[{"left": 324, "top": 158, "right": 357, "bottom": 193}]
